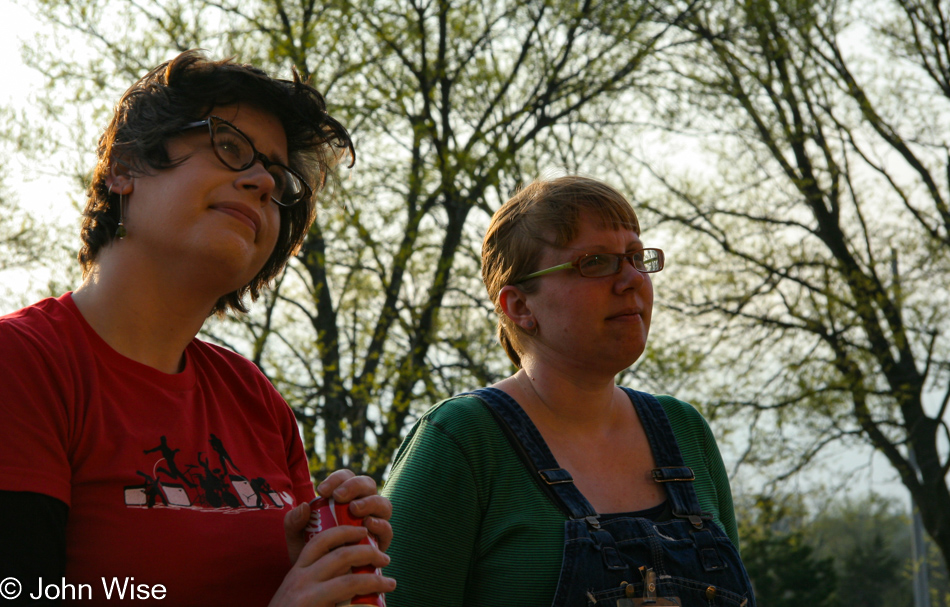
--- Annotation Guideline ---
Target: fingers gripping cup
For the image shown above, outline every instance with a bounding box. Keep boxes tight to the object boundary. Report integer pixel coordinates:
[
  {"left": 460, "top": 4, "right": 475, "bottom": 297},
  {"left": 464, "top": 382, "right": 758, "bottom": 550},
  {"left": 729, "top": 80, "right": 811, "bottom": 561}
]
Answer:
[{"left": 306, "top": 497, "right": 387, "bottom": 607}]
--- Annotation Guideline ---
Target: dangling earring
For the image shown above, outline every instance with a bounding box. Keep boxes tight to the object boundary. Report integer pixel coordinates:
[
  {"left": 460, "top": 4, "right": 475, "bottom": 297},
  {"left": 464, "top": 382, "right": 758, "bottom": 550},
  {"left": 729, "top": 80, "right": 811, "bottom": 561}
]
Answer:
[{"left": 115, "top": 192, "right": 127, "bottom": 239}]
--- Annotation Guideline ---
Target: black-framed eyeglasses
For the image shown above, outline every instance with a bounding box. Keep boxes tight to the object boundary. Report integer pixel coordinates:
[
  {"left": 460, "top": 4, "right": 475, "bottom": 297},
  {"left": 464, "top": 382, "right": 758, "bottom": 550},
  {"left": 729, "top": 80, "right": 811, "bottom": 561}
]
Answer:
[
  {"left": 179, "top": 115, "right": 313, "bottom": 207},
  {"left": 514, "top": 249, "right": 665, "bottom": 282}
]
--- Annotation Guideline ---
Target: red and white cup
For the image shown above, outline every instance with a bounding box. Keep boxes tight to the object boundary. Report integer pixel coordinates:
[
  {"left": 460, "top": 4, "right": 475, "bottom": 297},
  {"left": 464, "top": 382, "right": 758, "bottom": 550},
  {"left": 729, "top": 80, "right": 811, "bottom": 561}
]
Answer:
[{"left": 305, "top": 497, "right": 387, "bottom": 607}]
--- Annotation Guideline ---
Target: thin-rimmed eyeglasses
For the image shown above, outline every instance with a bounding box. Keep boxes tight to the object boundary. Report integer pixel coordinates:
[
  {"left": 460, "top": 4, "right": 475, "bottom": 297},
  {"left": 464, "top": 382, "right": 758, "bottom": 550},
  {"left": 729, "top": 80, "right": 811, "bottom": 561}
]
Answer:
[{"left": 514, "top": 249, "right": 664, "bottom": 283}]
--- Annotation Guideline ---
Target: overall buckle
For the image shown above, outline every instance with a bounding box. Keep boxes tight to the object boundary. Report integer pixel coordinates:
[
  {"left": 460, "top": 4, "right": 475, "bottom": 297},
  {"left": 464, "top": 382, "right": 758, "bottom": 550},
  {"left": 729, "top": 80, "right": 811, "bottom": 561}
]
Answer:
[
  {"left": 651, "top": 467, "right": 695, "bottom": 482},
  {"left": 539, "top": 468, "right": 573, "bottom": 484}
]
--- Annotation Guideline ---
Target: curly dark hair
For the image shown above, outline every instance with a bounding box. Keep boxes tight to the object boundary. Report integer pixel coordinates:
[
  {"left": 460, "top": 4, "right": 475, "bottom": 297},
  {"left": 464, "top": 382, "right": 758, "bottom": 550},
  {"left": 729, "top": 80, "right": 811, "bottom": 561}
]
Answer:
[{"left": 80, "top": 49, "right": 354, "bottom": 315}]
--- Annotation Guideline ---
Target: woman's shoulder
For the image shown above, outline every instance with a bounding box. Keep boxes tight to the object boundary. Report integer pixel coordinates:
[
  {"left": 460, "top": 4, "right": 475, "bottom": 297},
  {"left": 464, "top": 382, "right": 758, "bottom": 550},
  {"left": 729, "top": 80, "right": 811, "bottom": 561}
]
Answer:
[
  {"left": 652, "top": 394, "right": 711, "bottom": 432},
  {"left": 421, "top": 393, "right": 497, "bottom": 429},
  {"left": 1, "top": 294, "right": 80, "bottom": 344},
  {"left": 405, "top": 393, "right": 505, "bottom": 455},
  {"left": 390, "top": 391, "right": 516, "bottom": 474},
  {"left": 188, "top": 339, "right": 280, "bottom": 391},
  {"left": 623, "top": 391, "right": 716, "bottom": 454},
  {"left": 190, "top": 338, "right": 261, "bottom": 370},
  {"left": 0, "top": 294, "right": 94, "bottom": 376}
]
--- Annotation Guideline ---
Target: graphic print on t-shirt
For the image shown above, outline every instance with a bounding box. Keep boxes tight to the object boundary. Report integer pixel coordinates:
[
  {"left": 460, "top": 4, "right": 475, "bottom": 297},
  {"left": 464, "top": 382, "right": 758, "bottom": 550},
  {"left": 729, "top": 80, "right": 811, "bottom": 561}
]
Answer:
[{"left": 124, "top": 434, "right": 294, "bottom": 511}]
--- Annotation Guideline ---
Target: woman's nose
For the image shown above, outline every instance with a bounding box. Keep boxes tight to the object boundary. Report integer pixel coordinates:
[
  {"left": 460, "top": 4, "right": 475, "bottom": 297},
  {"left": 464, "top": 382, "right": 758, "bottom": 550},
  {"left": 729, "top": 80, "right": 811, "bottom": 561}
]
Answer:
[
  {"left": 614, "top": 257, "right": 647, "bottom": 293},
  {"left": 235, "top": 161, "right": 276, "bottom": 205}
]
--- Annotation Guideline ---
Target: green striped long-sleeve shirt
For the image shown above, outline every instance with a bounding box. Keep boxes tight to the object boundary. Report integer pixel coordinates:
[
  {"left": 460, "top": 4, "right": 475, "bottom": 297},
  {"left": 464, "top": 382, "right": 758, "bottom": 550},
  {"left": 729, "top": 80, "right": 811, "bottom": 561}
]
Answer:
[{"left": 382, "top": 393, "right": 738, "bottom": 607}]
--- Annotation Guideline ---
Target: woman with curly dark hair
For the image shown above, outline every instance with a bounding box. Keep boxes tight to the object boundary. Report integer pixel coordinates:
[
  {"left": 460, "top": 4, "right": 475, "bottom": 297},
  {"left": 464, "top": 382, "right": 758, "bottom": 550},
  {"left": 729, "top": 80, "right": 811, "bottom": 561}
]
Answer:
[{"left": 0, "top": 51, "right": 394, "bottom": 606}]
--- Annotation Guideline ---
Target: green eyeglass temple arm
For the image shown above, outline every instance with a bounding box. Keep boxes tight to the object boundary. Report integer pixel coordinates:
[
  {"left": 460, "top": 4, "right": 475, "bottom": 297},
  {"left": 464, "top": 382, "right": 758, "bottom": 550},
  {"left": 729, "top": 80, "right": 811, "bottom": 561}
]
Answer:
[{"left": 514, "top": 262, "right": 576, "bottom": 283}]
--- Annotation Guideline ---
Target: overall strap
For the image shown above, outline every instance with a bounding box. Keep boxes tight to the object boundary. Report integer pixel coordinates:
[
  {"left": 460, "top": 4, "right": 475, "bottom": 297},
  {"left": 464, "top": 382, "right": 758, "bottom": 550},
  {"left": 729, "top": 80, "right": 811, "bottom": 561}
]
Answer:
[
  {"left": 463, "top": 388, "right": 598, "bottom": 522},
  {"left": 620, "top": 388, "right": 706, "bottom": 521},
  {"left": 622, "top": 389, "right": 728, "bottom": 571}
]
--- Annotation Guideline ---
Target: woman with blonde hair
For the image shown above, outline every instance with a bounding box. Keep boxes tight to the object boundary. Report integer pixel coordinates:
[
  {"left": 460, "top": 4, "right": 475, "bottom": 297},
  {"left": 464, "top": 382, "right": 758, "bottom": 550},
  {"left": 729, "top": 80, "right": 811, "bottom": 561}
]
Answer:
[{"left": 382, "top": 176, "right": 755, "bottom": 606}]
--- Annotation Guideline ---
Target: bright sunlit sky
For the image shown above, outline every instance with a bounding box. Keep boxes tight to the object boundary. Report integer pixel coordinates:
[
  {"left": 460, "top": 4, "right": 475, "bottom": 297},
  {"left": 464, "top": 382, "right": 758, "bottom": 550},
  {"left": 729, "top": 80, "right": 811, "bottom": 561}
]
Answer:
[
  {"left": 0, "top": 0, "right": 78, "bottom": 226},
  {"left": 0, "top": 0, "right": 918, "bottom": 511},
  {"left": 0, "top": 2, "right": 40, "bottom": 102}
]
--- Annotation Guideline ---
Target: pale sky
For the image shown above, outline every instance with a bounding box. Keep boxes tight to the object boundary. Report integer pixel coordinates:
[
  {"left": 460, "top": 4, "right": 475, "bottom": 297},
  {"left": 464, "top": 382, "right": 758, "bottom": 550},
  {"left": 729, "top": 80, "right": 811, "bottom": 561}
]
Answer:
[
  {"left": 0, "top": 1, "right": 43, "bottom": 108},
  {"left": 0, "top": 0, "right": 79, "bottom": 209}
]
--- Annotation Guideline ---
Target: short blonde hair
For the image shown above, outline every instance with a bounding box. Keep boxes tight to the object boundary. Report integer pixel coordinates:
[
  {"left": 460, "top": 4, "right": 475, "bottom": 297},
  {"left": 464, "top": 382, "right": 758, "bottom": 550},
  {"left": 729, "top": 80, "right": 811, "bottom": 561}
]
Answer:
[{"left": 481, "top": 176, "right": 640, "bottom": 367}]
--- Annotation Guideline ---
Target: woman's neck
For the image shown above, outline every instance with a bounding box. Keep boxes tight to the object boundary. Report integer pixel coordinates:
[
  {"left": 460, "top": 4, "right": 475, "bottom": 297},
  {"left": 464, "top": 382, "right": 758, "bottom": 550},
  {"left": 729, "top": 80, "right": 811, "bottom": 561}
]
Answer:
[
  {"left": 71, "top": 253, "right": 220, "bottom": 374},
  {"left": 498, "top": 363, "right": 624, "bottom": 435}
]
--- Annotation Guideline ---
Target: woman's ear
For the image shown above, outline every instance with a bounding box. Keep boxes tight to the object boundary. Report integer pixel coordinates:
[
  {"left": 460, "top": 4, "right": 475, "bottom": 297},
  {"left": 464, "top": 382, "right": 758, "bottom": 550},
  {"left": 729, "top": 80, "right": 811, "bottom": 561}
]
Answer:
[
  {"left": 106, "top": 162, "right": 134, "bottom": 195},
  {"left": 499, "top": 285, "right": 536, "bottom": 333}
]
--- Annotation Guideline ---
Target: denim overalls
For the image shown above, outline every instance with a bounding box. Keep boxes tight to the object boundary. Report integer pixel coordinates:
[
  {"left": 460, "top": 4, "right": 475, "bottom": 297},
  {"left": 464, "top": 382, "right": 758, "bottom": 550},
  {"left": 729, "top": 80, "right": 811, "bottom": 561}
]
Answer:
[{"left": 465, "top": 387, "right": 756, "bottom": 607}]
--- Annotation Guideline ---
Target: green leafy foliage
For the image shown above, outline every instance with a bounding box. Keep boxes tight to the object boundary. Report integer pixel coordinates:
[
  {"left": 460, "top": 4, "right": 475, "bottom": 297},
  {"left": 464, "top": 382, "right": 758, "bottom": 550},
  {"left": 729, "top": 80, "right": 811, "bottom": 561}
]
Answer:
[
  {"left": 740, "top": 496, "right": 839, "bottom": 606},
  {"left": 738, "top": 492, "right": 950, "bottom": 607},
  {"left": 12, "top": 0, "right": 699, "bottom": 481},
  {"left": 632, "top": 0, "right": 950, "bottom": 573}
]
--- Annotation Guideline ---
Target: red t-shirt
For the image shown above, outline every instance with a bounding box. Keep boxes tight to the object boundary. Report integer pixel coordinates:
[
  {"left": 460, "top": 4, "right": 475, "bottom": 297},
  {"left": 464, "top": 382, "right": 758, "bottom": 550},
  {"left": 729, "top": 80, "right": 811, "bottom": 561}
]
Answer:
[{"left": 0, "top": 294, "right": 316, "bottom": 605}]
